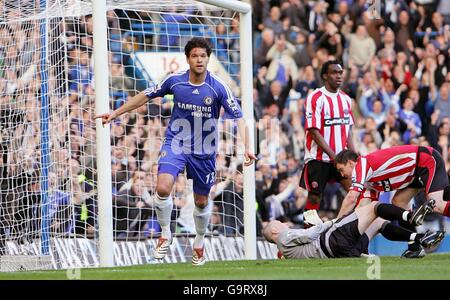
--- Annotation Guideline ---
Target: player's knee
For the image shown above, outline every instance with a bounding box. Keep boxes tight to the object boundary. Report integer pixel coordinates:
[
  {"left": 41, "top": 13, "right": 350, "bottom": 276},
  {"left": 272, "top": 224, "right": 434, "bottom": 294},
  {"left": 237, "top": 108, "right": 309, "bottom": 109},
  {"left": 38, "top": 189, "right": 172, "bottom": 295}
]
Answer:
[
  {"left": 194, "top": 196, "right": 209, "bottom": 208},
  {"left": 156, "top": 185, "right": 171, "bottom": 198}
]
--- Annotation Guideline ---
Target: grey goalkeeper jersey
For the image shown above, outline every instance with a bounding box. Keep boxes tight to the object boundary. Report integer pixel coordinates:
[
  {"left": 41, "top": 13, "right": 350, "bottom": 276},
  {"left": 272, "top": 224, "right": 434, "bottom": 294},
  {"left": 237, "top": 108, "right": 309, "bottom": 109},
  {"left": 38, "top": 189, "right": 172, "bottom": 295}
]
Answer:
[{"left": 276, "top": 221, "right": 333, "bottom": 259}]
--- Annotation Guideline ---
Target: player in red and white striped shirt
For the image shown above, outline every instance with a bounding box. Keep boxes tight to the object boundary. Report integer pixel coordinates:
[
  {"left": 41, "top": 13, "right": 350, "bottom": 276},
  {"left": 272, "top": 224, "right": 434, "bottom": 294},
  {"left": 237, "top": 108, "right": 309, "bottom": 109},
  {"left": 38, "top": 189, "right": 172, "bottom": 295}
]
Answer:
[
  {"left": 299, "top": 60, "right": 355, "bottom": 212},
  {"left": 335, "top": 145, "right": 450, "bottom": 217},
  {"left": 335, "top": 146, "right": 450, "bottom": 257}
]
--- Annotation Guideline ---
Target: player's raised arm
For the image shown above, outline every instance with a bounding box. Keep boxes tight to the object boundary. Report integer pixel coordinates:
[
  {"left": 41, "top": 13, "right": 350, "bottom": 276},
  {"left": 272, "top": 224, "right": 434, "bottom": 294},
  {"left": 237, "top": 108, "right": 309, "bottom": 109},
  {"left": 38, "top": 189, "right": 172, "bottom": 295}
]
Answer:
[
  {"left": 95, "top": 73, "right": 172, "bottom": 125},
  {"left": 94, "top": 90, "right": 149, "bottom": 125}
]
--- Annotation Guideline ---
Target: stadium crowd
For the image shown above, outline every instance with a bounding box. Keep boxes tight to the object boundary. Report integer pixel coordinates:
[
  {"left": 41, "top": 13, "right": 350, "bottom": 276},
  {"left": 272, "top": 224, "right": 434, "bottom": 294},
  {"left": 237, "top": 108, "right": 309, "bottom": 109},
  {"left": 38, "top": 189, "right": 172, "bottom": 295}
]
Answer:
[{"left": 0, "top": 0, "right": 449, "bottom": 249}]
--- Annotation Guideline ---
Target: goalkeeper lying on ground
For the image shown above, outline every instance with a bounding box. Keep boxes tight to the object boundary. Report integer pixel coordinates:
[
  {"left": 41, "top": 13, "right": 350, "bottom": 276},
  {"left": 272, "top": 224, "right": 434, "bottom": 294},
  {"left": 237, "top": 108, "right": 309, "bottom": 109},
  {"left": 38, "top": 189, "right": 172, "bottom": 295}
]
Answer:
[{"left": 262, "top": 201, "right": 444, "bottom": 259}]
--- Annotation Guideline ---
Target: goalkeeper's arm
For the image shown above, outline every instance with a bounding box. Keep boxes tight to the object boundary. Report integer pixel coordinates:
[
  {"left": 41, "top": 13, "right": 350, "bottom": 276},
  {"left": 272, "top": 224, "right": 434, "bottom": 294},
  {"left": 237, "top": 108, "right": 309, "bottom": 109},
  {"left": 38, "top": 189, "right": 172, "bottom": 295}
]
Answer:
[
  {"left": 94, "top": 91, "right": 150, "bottom": 125},
  {"left": 291, "top": 221, "right": 334, "bottom": 245}
]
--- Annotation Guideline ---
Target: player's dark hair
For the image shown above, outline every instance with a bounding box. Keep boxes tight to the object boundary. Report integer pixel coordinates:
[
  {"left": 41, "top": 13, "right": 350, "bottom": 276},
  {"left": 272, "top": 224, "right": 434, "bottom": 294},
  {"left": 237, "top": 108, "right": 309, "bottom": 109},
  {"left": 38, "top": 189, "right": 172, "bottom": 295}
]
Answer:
[
  {"left": 335, "top": 149, "right": 359, "bottom": 165},
  {"left": 320, "top": 60, "right": 341, "bottom": 80},
  {"left": 184, "top": 37, "right": 212, "bottom": 57}
]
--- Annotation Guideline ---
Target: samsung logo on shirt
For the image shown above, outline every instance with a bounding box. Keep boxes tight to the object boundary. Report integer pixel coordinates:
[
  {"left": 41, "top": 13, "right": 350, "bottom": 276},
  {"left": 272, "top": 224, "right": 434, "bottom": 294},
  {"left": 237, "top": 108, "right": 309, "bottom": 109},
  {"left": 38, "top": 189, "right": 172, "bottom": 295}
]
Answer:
[
  {"left": 324, "top": 117, "right": 351, "bottom": 126},
  {"left": 178, "top": 102, "right": 212, "bottom": 112}
]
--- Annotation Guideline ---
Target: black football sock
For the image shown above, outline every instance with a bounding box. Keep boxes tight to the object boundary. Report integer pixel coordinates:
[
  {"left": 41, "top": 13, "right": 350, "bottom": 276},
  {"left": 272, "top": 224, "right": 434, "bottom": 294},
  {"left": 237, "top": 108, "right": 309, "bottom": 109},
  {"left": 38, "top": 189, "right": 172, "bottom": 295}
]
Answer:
[
  {"left": 380, "top": 222, "right": 424, "bottom": 251},
  {"left": 398, "top": 218, "right": 423, "bottom": 249},
  {"left": 375, "top": 203, "right": 411, "bottom": 222},
  {"left": 380, "top": 222, "right": 415, "bottom": 242}
]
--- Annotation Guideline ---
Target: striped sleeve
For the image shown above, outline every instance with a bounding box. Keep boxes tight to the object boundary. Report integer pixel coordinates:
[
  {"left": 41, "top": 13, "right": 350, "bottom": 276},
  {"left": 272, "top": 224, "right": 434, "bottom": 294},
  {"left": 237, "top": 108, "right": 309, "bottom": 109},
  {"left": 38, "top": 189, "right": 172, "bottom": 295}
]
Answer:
[
  {"left": 214, "top": 76, "right": 242, "bottom": 119},
  {"left": 350, "top": 157, "right": 369, "bottom": 192},
  {"left": 143, "top": 73, "right": 173, "bottom": 99},
  {"left": 305, "top": 91, "right": 322, "bottom": 130}
]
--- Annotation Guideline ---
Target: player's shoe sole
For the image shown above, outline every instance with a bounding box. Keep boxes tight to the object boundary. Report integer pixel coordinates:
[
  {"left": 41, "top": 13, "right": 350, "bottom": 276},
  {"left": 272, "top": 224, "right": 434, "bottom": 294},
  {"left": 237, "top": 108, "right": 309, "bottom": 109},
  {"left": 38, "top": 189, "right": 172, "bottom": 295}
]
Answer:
[
  {"left": 401, "top": 247, "right": 426, "bottom": 258},
  {"left": 192, "top": 248, "right": 206, "bottom": 266},
  {"left": 410, "top": 199, "right": 436, "bottom": 226},
  {"left": 420, "top": 231, "right": 445, "bottom": 249},
  {"left": 154, "top": 237, "right": 172, "bottom": 260}
]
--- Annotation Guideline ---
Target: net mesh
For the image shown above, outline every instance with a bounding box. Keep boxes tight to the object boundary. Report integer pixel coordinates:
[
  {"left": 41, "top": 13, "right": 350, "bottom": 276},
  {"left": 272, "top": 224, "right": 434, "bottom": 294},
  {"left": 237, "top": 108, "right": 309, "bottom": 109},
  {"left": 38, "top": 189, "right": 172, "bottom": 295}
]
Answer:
[{"left": 0, "top": 0, "right": 249, "bottom": 268}]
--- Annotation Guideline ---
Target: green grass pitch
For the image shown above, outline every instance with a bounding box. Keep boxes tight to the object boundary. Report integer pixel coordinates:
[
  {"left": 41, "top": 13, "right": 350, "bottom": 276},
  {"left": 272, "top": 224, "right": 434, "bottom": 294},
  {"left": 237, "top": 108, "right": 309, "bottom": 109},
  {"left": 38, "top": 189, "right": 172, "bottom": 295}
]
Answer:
[{"left": 2, "top": 253, "right": 450, "bottom": 280}]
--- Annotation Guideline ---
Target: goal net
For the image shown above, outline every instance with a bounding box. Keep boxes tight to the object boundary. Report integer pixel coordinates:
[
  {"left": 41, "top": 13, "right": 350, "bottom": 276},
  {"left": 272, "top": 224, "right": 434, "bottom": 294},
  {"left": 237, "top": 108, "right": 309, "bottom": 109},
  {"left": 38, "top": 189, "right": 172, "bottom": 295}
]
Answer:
[{"left": 0, "top": 0, "right": 267, "bottom": 270}]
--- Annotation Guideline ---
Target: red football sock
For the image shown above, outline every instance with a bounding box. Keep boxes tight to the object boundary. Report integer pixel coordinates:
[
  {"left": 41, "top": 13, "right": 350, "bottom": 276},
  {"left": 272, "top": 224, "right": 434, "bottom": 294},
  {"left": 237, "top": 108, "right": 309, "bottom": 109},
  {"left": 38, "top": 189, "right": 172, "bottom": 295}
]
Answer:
[
  {"left": 305, "top": 201, "right": 319, "bottom": 211},
  {"left": 444, "top": 202, "right": 450, "bottom": 217}
]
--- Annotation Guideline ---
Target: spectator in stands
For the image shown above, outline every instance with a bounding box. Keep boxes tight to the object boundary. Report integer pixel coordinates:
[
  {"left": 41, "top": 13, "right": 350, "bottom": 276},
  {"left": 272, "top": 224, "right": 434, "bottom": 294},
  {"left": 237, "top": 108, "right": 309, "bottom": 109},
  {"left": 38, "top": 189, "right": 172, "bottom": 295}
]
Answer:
[
  {"left": 158, "top": 6, "right": 187, "bottom": 51},
  {"left": 307, "top": 0, "right": 327, "bottom": 33},
  {"left": 292, "top": 29, "right": 313, "bottom": 69},
  {"left": 263, "top": 6, "right": 284, "bottom": 35},
  {"left": 254, "top": 27, "right": 275, "bottom": 67},
  {"left": 110, "top": 62, "right": 134, "bottom": 97},
  {"left": 113, "top": 172, "right": 153, "bottom": 238},
  {"left": 215, "top": 164, "right": 244, "bottom": 235},
  {"left": 341, "top": 21, "right": 377, "bottom": 72},
  {"left": 295, "top": 66, "right": 318, "bottom": 100},
  {"left": 395, "top": 10, "right": 415, "bottom": 51},
  {"left": 359, "top": 95, "right": 388, "bottom": 127},
  {"left": 68, "top": 48, "right": 92, "bottom": 97},
  {"left": 432, "top": 83, "right": 450, "bottom": 121},
  {"left": 265, "top": 33, "right": 298, "bottom": 83},
  {"left": 256, "top": 65, "right": 293, "bottom": 116},
  {"left": 378, "top": 109, "right": 407, "bottom": 144},
  {"left": 399, "top": 97, "right": 422, "bottom": 144}
]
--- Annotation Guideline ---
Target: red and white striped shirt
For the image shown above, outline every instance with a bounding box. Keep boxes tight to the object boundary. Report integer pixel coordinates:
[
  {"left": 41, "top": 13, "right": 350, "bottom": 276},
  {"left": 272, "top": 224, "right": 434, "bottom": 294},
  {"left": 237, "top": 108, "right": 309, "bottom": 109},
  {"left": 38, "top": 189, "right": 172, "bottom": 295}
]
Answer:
[
  {"left": 350, "top": 145, "right": 420, "bottom": 193},
  {"left": 304, "top": 87, "right": 354, "bottom": 162}
]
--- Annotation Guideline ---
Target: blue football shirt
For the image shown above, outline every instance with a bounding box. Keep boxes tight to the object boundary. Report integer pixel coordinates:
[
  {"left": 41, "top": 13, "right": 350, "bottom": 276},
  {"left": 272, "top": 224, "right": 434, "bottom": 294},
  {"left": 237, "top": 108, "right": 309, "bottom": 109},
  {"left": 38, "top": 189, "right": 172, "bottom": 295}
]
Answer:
[{"left": 144, "top": 70, "right": 243, "bottom": 157}]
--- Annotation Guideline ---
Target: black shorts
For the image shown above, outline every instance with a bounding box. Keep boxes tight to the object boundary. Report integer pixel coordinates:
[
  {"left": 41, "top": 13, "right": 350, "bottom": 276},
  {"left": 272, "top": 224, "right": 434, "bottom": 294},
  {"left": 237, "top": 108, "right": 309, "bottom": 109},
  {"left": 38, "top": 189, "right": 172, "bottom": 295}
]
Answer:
[
  {"left": 299, "top": 160, "right": 343, "bottom": 195},
  {"left": 319, "top": 212, "right": 369, "bottom": 258},
  {"left": 409, "top": 146, "right": 449, "bottom": 193}
]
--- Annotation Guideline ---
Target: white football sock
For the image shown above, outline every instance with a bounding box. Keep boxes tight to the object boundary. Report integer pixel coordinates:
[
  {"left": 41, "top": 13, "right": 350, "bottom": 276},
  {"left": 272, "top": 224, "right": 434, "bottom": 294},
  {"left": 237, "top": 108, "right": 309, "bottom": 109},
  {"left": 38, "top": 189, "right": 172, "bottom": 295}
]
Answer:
[
  {"left": 402, "top": 211, "right": 410, "bottom": 222},
  {"left": 154, "top": 193, "right": 173, "bottom": 239},
  {"left": 193, "top": 200, "right": 212, "bottom": 249}
]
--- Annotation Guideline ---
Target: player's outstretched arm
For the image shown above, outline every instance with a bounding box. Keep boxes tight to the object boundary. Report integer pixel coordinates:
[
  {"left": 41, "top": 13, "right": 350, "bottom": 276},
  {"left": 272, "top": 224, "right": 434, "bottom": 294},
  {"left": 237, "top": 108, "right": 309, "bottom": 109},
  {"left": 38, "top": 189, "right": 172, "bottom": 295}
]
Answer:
[
  {"left": 237, "top": 118, "right": 257, "bottom": 166},
  {"left": 337, "top": 190, "right": 360, "bottom": 218},
  {"left": 94, "top": 90, "right": 149, "bottom": 125}
]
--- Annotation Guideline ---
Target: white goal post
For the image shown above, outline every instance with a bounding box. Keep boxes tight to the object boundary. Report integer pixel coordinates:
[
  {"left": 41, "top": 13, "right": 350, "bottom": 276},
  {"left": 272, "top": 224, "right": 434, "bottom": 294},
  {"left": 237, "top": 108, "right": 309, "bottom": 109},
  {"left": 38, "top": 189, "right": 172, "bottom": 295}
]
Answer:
[{"left": 91, "top": 0, "right": 256, "bottom": 267}]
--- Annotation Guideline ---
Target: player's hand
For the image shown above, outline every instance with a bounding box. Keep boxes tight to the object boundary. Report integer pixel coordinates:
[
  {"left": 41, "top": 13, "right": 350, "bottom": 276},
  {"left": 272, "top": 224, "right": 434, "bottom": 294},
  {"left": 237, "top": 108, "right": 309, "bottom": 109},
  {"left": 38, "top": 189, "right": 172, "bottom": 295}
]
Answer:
[
  {"left": 244, "top": 151, "right": 257, "bottom": 167},
  {"left": 94, "top": 112, "right": 116, "bottom": 125},
  {"left": 303, "top": 210, "right": 323, "bottom": 226}
]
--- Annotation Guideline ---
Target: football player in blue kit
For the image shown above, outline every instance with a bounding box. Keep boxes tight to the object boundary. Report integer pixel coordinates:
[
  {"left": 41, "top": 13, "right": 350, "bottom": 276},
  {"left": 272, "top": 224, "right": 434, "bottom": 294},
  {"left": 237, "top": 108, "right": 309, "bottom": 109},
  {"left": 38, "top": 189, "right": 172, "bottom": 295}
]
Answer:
[{"left": 95, "top": 37, "right": 256, "bottom": 265}]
